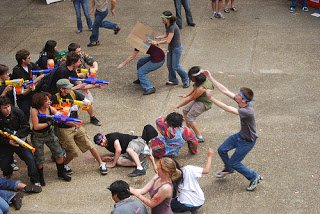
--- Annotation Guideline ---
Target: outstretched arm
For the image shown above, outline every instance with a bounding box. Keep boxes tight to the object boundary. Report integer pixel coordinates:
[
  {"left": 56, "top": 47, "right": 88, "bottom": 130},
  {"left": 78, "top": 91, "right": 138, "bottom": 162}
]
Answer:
[
  {"left": 117, "top": 50, "right": 139, "bottom": 69},
  {"left": 206, "top": 90, "right": 239, "bottom": 115},
  {"left": 173, "top": 87, "right": 206, "bottom": 109},
  {"left": 202, "top": 148, "right": 213, "bottom": 174},
  {"left": 202, "top": 70, "right": 235, "bottom": 99}
]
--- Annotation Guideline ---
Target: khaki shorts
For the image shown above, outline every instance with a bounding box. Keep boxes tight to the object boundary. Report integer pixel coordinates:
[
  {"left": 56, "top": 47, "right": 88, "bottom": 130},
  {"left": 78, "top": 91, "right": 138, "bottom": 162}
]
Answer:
[
  {"left": 183, "top": 101, "right": 207, "bottom": 122},
  {"left": 56, "top": 126, "right": 94, "bottom": 159},
  {"left": 120, "top": 138, "right": 146, "bottom": 161}
]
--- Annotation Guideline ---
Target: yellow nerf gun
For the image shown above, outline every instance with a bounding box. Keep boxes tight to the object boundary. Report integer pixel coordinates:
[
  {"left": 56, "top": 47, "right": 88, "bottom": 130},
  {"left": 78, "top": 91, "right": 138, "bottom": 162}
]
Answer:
[
  {"left": 59, "top": 98, "right": 91, "bottom": 110},
  {"left": 76, "top": 68, "right": 96, "bottom": 78},
  {"left": 0, "top": 130, "right": 36, "bottom": 153},
  {"left": 0, "top": 79, "right": 24, "bottom": 87}
]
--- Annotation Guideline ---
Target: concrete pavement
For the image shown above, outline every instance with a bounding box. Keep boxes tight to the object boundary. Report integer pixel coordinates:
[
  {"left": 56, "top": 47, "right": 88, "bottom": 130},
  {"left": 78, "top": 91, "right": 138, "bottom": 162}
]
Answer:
[{"left": 0, "top": 0, "right": 319, "bottom": 213}]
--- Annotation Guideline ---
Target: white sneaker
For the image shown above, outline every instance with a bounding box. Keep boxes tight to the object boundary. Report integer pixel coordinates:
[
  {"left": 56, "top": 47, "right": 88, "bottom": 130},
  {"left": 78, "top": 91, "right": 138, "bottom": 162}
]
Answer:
[{"left": 99, "top": 163, "right": 108, "bottom": 175}]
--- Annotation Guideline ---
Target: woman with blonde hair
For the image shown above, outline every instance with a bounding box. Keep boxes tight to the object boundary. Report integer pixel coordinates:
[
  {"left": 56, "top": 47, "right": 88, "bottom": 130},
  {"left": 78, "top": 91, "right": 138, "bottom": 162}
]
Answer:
[{"left": 130, "top": 157, "right": 182, "bottom": 214}]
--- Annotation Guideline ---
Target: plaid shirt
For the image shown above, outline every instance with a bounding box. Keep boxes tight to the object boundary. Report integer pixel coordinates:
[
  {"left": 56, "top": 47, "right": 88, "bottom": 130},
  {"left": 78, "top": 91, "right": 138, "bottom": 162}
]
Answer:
[{"left": 156, "top": 117, "right": 198, "bottom": 155}]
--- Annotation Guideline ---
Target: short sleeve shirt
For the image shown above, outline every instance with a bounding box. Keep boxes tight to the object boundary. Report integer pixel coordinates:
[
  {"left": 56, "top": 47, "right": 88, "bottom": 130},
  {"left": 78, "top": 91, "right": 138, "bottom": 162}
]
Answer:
[
  {"left": 239, "top": 105, "right": 258, "bottom": 142},
  {"left": 105, "top": 133, "right": 138, "bottom": 154},
  {"left": 166, "top": 23, "right": 181, "bottom": 50}
]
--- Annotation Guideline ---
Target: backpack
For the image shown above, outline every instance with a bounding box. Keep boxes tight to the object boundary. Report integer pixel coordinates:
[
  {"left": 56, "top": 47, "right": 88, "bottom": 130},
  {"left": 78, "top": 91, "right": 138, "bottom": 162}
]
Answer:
[{"left": 35, "top": 66, "right": 59, "bottom": 93}]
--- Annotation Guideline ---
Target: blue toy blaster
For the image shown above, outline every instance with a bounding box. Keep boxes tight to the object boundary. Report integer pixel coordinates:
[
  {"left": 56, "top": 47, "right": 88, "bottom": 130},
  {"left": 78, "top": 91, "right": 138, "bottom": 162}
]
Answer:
[
  {"left": 31, "top": 68, "right": 54, "bottom": 75},
  {"left": 69, "top": 77, "right": 109, "bottom": 85},
  {"left": 38, "top": 114, "right": 83, "bottom": 125},
  {"left": 22, "top": 80, "right": 34, "bottom": 87}
]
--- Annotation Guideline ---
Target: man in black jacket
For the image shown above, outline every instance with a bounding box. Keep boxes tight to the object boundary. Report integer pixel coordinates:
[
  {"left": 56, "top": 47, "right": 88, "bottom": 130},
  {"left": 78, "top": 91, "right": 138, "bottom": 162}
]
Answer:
[
  {"left": 11, "top": 49, "right": 41, "bottom": 120},
  {"left": 0, "top": 97, "right": 40, "bottom": 186}
]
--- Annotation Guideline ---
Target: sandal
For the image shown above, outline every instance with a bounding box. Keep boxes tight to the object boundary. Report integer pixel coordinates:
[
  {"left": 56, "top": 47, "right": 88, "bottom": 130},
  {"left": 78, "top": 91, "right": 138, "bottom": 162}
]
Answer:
[
  {"left": 231, "top": 7, "right": 238, "bottom": 12},
  {"left": 224, "top": 8, "right": 230, "bottom": 13}
]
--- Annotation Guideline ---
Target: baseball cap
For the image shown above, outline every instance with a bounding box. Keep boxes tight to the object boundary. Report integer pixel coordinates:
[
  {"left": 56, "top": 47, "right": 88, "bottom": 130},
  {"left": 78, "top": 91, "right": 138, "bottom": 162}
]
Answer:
[{"left": 56, "top": 79, "right": 74, "bottom": 89}]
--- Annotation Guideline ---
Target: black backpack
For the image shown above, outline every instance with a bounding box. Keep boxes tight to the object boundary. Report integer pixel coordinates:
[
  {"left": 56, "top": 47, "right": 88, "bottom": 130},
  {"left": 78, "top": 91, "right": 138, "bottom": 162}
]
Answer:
[{"left": 35, "top": 66, "right": 59, "bottom": 94}]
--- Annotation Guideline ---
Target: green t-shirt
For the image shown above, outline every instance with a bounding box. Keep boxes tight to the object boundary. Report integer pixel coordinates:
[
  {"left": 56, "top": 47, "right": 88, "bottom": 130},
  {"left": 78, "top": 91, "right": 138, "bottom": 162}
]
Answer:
[{"left": 195, "top": 79, "right": 214, "bottom": 110}]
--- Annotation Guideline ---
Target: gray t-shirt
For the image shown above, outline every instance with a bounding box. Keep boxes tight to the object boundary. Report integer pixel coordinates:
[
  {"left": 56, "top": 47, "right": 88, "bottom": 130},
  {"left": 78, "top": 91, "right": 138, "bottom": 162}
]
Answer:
[
  {"left": 95, "top": 0, "right": 108, "bottom": 12},
  {"left": 112, "top": 198, "right": 147, "bottom": 214},
  {"left": 239, "top": 105, "right": 258, "bottom": 142},
  {"left": 166, "top": 23, "right": 181, "bottom": 50}
]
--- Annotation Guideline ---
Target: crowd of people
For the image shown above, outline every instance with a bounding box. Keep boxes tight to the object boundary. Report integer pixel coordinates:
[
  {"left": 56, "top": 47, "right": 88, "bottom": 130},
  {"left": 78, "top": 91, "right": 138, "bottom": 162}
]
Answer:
[{"left": 0, "top": 0, "right": 268, "bottom": 213}]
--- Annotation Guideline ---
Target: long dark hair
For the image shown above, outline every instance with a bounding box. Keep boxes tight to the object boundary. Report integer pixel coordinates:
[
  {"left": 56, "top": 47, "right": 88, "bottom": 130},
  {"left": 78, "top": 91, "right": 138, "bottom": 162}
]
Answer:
[
  {"left": 42, "top": 40, "right": 58, "bottom": 60},
  {"left": 162, "top": 10, "right": 176, "bottom": 26},
  {"left": 172, "top": 159, "right": 183, "bottom": 198}
]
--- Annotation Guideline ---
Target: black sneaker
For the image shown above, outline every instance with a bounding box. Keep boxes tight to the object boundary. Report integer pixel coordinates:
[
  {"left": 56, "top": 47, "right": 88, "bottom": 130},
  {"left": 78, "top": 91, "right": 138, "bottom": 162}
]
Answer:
[
  {"left": 64, "top": 165, "right": 73, "bottom": 175},
  {"left": 133, "top": 79, "right": 140, "bottom": 84},
  {"left": 143, "top": 87, "right": 156, "bottom": 95},
  {"left": 24, "top": 184, "right": 42, "bottom": 193},
  {"left": 87, "top": 41, "right": 100, "bottom": 47},
  {"left": 166, "top": 81, "right": 178, "bottom": 86},
  {"left": 114, "top": 26, "right": 121, "bottom": 35},
  {"left": 128, "top": 169, "right": 146, "bottom": 177},
  {"left": 11, "top": 192, "right": 24, "bottom": 210},
  {"left": 90, "top": 116, "right": 102, "bottom": 126},
  {"left": 247, "top": 174, "right": 263, "bottom": 191},
  {"left": 215, "top": 169, "right": 234, "bottom": 178},
  {"left": 188, "top": 23, "right": 196, "bottom": 27}
]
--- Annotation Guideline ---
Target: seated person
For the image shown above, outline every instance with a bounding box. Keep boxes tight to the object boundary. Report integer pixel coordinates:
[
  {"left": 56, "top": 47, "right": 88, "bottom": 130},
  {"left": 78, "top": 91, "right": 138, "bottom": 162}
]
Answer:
[
  {"left": 150, "top": 112, "right": 198, "bottom": 159},
  {"left": 0, "top": 177, "right": 42, "bottom": 212},
  {"left": 171, "top": 148, "right": 213, "bottom": 213},
  {"left": 108, "top": 180, "right": 147, "bottom": 214},
  {"left": 94, "top": 125, "right": 158, "bottom": 177}
]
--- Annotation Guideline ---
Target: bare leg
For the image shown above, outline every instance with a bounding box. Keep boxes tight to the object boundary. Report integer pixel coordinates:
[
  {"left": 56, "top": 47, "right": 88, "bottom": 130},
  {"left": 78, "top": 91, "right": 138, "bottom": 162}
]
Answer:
[
  {"left": 212, "top": 0, "right": 216, "bottom": 12},
  {"left": 116, "top": 157, "right": 136, "bottom": 167},
  {"left": 89, "top": 148, "right": 103, "bottom": 165},
  {"left": 87, "top": 106, "right": 94, "bottom": 117},
  {"left": 64, "top": 155, "right": 74, "bottom": 165},
  {"left": 225, "top": 0, "right": 230, "bottom": 9},
  {"left": 126, "top": 148, "right": 142, "bottom": 168},
  {"left": 218, "top": 0, "right": 223, "bottom": 13},
  {"left": 188, "top": 121, "right": 201, "bottom": 137}
]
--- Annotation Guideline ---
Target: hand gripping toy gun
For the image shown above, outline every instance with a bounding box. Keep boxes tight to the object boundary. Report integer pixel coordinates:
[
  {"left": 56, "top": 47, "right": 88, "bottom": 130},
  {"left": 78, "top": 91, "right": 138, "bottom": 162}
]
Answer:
[
  {"left": 59, "top": 98, "right": 91, "bottom": 110},
  {"left": 38, "top": 114, "right": 83, "bottom": 126},
  {"left": 76, "top": 68, "right": 96, "bottom": 78},
  {"left": 15, "top": 80, "right": 35, "bottom": 95},
  {"left": 31, "top": 68, "right": 54, "bottom": 75},
  {"left": 0, "top": 79, "right": 24, "bottom": 87},
  {"left": 0, "top": 129, "right": 36, "bottom": 152},
  {"left": 69, "top": 77, "right": 109, "bottom": 85}
]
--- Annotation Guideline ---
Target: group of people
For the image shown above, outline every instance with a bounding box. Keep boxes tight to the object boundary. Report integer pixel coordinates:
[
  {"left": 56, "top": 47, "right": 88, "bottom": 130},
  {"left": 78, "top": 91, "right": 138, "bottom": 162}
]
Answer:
[{"left": 0, "top": 0, "right": 265, "bottom": 213}]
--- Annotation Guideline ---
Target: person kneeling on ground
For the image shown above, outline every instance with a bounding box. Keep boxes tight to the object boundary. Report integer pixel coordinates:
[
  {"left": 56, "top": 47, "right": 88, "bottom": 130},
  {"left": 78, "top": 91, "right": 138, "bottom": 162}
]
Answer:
[
  {"left": 94, "top": 125, "right": 158, "bottom": 177},
  {"left": 150, "top": 112, "right": 198, "bottom": 159},
  {"left": 108, "top": 180, "right": 147, "bottom": 214}
]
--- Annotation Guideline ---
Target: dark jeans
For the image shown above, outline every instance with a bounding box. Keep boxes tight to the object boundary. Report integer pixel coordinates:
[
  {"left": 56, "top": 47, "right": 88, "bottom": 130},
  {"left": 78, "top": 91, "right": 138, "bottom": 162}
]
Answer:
[
  {"left": 0, "top": 147, "right": 39, "bottom": 184},
  {"left": 171, "top": 197, "right": 202, "bottom": 213}
]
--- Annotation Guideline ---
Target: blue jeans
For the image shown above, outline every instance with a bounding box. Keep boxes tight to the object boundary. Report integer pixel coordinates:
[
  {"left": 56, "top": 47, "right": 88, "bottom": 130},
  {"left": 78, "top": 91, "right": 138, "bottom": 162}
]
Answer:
[
  {"left": 0, "top": 147, "right": 40, "bottom": 184},
  {"left": 174, "top": 0, "right": 194, "bottom": 29},
  {"left": 89, "top": 9, "right": 118, "bottom": 43},
  {"left": 171, "top": 198, "right": 202, "bottom": 213},
  {"left": 0, "top": 178, "right": 19, "bottom": 191},
  {"left": 0, "top": 190, "right": 13, "bottom": 214},
  {"left": 137, "top": 56, "right": 165, "bottom": 91},
  {"left": 167, "top": 46, "right": 188, "bottom": 85},
  {"left": 218, "top": 132, "right": 257, "bottom": 181},
  {"left": 73, "top": 0, "right": 93, "bottom": 31},
  {"left": 291, "top": 0, "right": 307, "bottom": 8}
]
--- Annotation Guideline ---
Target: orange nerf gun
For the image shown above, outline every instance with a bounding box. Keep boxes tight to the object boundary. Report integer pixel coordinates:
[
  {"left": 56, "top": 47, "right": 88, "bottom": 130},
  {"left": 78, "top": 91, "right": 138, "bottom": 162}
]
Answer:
[{"left": 0, "top": 129, "right": 36, "bottom": 153}]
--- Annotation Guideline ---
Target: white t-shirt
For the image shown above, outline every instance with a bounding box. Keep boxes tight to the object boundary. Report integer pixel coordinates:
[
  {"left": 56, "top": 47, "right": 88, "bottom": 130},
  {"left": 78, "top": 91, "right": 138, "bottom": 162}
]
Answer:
[{"left": 177, "top": 165, "right": 205, "bottom": 206}]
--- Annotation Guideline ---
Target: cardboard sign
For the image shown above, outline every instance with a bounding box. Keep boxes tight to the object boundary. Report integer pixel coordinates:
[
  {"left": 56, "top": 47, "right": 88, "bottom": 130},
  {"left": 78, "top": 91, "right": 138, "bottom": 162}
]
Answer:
[{"left": 126, "top": 22, "right": 166, "bottom": 54}]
